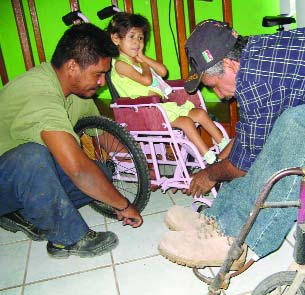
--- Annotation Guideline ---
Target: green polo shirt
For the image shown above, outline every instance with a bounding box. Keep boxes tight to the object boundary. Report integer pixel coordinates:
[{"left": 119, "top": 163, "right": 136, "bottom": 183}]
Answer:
[{"left": 0, "top": 62, "right": 100, "bottom": 156}]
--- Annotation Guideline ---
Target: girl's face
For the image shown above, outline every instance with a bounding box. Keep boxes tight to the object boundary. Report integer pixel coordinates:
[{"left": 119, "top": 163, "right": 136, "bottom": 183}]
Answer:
[{"left": 112, "top": 27, "right": 145, "bottom": 59}]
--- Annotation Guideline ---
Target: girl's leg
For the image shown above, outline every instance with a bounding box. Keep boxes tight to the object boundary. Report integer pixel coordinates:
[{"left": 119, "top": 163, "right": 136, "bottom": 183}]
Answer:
[
  {"left": 170, "top": 116, "right": 209, "bottom": 156},
  {"left": 188, "top": 108, "right": 224, "bottom": 144}
]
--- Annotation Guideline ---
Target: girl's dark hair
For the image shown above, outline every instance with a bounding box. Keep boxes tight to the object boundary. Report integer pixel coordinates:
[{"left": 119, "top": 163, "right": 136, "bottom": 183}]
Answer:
[
  {"left": 51, "top": 23, "right": 119, "bottom": 69},
  {"left": 106, "top": 12, "right": 151, "bottom": 45}
]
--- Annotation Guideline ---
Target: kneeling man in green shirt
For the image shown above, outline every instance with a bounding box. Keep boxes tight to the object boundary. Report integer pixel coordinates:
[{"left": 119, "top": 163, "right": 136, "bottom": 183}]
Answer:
[{"left": 0, "top": 23, "right": 142, "bottom": 258}]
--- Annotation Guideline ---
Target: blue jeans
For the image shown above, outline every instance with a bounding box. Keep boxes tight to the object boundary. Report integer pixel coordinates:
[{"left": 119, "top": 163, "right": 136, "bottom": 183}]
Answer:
[
  {"left": 0, "top": 143, "right": 110, "bottom": 246},
  {"left": 206, "top": 105, "right": 305, "bottom": 257}
]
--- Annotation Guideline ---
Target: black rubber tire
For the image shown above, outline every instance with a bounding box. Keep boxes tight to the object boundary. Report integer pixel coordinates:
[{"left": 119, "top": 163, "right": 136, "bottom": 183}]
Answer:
[
  {"left": 252, "top": 271, "right": 305, "bottom": 295},
  {"left": 74, "top": 116, "right": 150, "bottom": 219}
]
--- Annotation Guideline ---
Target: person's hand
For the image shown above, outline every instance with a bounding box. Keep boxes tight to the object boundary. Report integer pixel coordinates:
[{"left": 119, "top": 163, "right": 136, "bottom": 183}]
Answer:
[
  {"left": 185, "top": 169, "right": 217, "bottom": 197},
  {"left": 135, "top": 49, "right": 145, "bottom": 63},
  {"left": 115, "top": 204, "right": 143, "bottom": 228}
]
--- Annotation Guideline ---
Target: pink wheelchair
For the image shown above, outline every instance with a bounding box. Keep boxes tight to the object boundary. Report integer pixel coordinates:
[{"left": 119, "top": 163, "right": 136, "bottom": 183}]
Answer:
[
  {"left": 74, "top": 78, "right": 230, "bottom": 218},
  {"left": 109, "top": 78, "right": 230, "bottom": 206}
]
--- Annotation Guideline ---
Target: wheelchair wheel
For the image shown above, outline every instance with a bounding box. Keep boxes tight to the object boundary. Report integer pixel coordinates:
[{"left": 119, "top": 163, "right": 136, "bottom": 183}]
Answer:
[
  {"left": 252, "top": 271, "right": 305, "bottom": 295},
  {"left": 74, "top": 116, "right": 150, "bottom": 219}
]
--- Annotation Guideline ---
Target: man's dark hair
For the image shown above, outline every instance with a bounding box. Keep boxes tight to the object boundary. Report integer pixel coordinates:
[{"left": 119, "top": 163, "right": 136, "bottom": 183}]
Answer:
[
  {"left": 51, "top": 23, "right": 119, "bottom": 69},
  {"left": 106, "top": 12, "right": 151, "bottom": 45}
]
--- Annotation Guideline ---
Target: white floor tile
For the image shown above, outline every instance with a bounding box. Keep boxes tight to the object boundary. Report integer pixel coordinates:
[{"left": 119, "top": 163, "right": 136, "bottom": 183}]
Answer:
[
  {"left": 109, "top": 212, "right": 168, "bottom": 264},
  {"left": 141, "top": 190, "right": 173, "bottom": 215},
  {"left": 79, "top": 204, "right": 106, "bottom": 227},
  {"left": 1, "top": 188, "right": 300, "bottom": 295},
  {"left": 0, "top": 287, "right": 22, "bottom": 295},
  {"left": 0, "top": 227, "right": 28, "bottom": 245},
  {"left": 286, "top": 221, "right": 297, "bottom": 246},
  {"left": 24, "top": 267, "right": 117, "bottom": 295},
  {"left": 115, "top": 255, "right": 209, "bottom": 295},
  {"left": 25, "top": 225, "right": 112, "bottom": 283},
  {"left": 168, "top": 189, "right": 195, "bottom": 207},
  {"left": 220, "top": 240, "right": 294, "bottom": 295},
  {"left": 0, "top": 241, "right": 29, "bottom": 289}
]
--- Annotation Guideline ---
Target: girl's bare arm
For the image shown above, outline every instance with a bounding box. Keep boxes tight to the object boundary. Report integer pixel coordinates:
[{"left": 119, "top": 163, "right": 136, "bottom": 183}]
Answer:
[
  {"left": 114, "top": 60, "right": 153, "bottom": 86},
  {"left": 137, "top": 52, "right": 167, "bottom": 77}
]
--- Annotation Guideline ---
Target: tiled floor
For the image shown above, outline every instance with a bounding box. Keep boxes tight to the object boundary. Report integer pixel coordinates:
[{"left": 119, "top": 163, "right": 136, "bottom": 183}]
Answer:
[{"left": 0, "top": 189, "right": 296, "bottom": 295}]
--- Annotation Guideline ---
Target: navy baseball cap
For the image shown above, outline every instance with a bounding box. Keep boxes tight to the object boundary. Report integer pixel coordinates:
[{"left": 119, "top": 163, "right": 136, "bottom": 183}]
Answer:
[{"left": 184, "top": 19, "right": 238, "bottom": 93}]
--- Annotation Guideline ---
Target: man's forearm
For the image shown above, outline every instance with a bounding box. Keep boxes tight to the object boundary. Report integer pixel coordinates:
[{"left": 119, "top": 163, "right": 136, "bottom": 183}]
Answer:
[
  {"left": 187, "top": 143, "right": 246, "bottom": 196},
  {"left": 206, "top": 158, "right": 246, "bottom": 182},
  {"left": 42, "top": 130, "right": 129, "bottom": 210}
]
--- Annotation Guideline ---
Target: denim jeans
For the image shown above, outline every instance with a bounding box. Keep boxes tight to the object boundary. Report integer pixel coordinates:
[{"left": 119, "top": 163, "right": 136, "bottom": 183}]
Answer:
[
  {"left": 206, "top": 105, "right": 305, "bottom": 257},
  {"left": 0, "top": 143, "right": 110, "bottom": 246}
]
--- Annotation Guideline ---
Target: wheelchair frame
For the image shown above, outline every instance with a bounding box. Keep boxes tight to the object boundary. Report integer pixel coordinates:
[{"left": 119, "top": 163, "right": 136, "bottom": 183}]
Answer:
[
  {"left": 109, "top": 79, "right": 230, "bottom": 206},
  {"left": 192, "top": 166, "right": 305, "bottom": 294}
]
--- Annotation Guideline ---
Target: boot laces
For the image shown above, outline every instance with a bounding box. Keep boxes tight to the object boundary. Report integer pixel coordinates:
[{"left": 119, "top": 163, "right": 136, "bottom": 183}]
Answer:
[
  {"left": 85, "top": 229, "right": 97, "bottom": 240},
  {"left": 196, "top": 215, "right": 230, "bottom": 243}
]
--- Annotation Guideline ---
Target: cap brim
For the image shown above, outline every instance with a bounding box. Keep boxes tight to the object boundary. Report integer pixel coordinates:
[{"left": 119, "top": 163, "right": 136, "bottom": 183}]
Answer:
[{"left": 184, "top": 69, "right": 203, "bottom": 93}]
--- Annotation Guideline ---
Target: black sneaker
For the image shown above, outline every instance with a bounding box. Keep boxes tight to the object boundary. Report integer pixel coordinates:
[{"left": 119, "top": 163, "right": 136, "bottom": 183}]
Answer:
[
  {"left": 46, "top": 229, "right": 119, "bottom": 258},
  {"left": 0, "top": 211, "right": 46, "bottom": 241}
]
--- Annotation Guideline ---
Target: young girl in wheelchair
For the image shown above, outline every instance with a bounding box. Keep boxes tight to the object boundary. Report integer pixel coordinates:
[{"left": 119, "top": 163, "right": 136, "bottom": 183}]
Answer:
[{"left": 107, "top": 12, "right": 228, "bottom": 164}]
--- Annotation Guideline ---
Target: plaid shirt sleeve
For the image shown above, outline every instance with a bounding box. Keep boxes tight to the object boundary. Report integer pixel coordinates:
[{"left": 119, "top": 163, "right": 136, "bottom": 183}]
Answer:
[
  {"left": 228, "top": 28, "right": 305, "bottom": 171},
  {"left": 228, "top": 81, "right": 286, "bottom": 171}
]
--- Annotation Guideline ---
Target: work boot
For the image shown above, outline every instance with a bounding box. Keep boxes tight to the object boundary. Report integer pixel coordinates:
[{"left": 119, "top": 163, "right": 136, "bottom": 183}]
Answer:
[
  {"left": 165, "top": 205, "right": 215, "bottom": 232},
  {"left": 47, "top": 229, "right": 118, "bottom": 258},
  {"left": 158, "top": 230, "right": 247, "bottom": 269},
  {"left": 0, "top": 211, "right": 46, "bottom": 241}
]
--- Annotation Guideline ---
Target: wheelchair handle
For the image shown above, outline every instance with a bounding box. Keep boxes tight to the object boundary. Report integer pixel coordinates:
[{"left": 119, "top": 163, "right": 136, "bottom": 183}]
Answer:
[
  {"left": 62, "top": 11, "right": 89, "bottom": 25},
  {"left": 97, "top": 5, "right": 121, "bottom": 20}
]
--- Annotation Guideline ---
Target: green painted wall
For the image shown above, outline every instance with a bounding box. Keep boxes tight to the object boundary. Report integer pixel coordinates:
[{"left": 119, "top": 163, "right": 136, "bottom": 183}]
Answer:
[{"left": 0, "top": 0, "right": 282, "bottom": 102}]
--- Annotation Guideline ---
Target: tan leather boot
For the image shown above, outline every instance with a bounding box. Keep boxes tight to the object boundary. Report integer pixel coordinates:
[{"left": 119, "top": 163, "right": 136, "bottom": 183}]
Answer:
[
  {"left": 158, "top": 230, "right": 247, "bottom": 270},
  {"left": 165, "top": 205, "right": 216, "bottom": 233}
]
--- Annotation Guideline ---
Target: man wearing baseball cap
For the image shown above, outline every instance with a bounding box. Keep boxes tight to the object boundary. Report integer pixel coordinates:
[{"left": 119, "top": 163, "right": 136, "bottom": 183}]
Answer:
[{"left": 158, "top": 19, "right": 305, "bottom": 269}]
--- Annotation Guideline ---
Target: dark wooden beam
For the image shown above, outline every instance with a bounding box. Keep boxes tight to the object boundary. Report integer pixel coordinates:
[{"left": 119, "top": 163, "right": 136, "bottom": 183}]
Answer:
[
  {"left": 187, "top": 0, "right": 195, "bottom": 33},
  {"left": 174, "top": 0, "right": 188, "bottom": 79},
  {"left": 150, "top": 0, "right": 162, "bottom": 63},
  {"left": 124, "top": 0, "right": 133, "bottom": 13},
  {"left": 28, "top": 0, "right": 45, "bottom": 63},
  {"left": 11, "top": 0, "right": 35, "bottom": 70},
  {"left": 0, "top": 45, "right": 9, "bottom": 85},
  {"left": 69, "top": 0, "right": 79, "bottom": 11},
  {"left": 222, "top": 0, "right": 237, "bottom": 137},
  {"left": 69, "top": 0, "right": 82, "bottom": 25},
  {"left": 222, "top": 0, "right": 233, "bottom": 26}
]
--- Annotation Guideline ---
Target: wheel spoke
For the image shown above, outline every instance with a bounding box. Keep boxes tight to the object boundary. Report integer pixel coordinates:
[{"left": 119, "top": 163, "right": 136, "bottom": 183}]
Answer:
[{"left": 74, "top": 116, "right": 150, "bottom": 219}]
